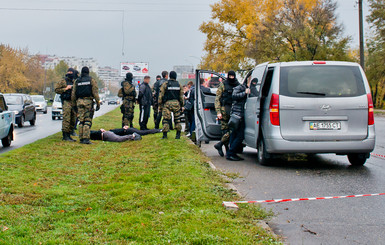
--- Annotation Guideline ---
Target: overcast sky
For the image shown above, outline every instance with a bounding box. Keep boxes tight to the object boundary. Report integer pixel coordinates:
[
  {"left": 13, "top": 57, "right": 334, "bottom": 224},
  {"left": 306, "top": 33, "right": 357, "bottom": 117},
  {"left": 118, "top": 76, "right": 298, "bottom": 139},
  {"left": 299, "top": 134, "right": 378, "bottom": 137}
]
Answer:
[{"left": 0, "top": 0, "right": 371, "bottom": 77}]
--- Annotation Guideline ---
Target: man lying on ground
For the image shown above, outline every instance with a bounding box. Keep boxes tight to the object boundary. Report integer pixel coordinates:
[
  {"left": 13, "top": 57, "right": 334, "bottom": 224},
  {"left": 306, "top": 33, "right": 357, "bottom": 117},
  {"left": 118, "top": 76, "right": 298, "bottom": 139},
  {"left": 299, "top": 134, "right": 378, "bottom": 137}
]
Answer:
[{"left": 90, "top": 126, "right": 161, "bottom": 142}]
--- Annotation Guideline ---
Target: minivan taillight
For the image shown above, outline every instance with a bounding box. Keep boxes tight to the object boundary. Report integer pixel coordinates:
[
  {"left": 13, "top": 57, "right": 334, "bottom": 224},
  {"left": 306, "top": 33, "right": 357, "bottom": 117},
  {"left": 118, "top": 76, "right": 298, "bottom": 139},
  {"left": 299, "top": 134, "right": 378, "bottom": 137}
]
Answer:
[
  {"left": 269, "top": 93, "right": 280, "bottom": 126},
  {"left": 367, "top": 93, "right": 374, "bottom": 125}
]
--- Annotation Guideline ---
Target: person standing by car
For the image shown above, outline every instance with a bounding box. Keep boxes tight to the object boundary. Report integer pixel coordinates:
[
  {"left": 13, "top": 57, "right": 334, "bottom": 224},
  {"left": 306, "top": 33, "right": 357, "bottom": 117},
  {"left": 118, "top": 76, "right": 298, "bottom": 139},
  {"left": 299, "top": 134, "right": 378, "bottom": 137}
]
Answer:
[
  {"left": 214, "top": 71, "right": 240, "bottom": 157},
  {"left": 71, "top": 67, "right": 100, "bottom": 144},
  {"left": 152, "top": 75, "right": 161, "bottom": 126},
  {"left": 158, "top": 71, "right": 184, "bottom": 139},
  {"left": 154, "top": 71, "right": 168, "bottom": 129},
  {"left": 138, "top": 76, "right": 153, "bottom": 130},
  {"left": 118, "top": 72, "right": 136, "bottom": 128},
  {"left": 226, "top": 80, "right": 250, "bottom": 161},
  {"left": 55, "top": 68, "right": 77, "bottom": 142}
]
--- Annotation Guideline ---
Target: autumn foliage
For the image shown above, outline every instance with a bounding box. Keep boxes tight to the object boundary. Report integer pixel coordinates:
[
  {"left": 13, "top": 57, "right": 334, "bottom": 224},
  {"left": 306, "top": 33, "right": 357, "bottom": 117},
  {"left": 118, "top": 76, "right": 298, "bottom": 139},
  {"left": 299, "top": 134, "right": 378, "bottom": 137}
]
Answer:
[
  {"left": 199, "top": 0, "right": 352, "bottom": 71},
  {"left": 0, "top": 44, "right": 45, "bottom": 94}
]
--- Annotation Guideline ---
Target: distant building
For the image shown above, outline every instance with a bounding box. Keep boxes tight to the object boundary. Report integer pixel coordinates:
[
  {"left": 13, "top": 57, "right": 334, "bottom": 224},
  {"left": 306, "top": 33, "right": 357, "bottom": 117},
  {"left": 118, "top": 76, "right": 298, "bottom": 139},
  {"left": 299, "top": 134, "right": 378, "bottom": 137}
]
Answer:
[
  {"left": 173, "top": 65, "right": 195, "bottom": 80},
  {"left": 38, "top": 55, "right": 99, "bottom": 73}
]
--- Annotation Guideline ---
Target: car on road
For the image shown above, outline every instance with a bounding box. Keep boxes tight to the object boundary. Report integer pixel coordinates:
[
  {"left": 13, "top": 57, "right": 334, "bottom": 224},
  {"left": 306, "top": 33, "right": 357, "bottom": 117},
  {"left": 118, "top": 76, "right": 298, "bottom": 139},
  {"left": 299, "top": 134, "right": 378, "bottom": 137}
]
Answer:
[
  {"left": 52, "top": 94, "right": 63, "bottom": 120},
  {"left": 195, "top": 61, "right": 375, "bottom": 166},
  {"left": 0, "top": 93, "right": 15, "bottom": 147},
  {"left": 107, "top": 97, "right": 119, "bottom": 105},
  {"left": 31, "top": 95, "right": 48, "bottom": 114},
  {"left": 4, "top": 93, "right": 36, "bottom": 128}
]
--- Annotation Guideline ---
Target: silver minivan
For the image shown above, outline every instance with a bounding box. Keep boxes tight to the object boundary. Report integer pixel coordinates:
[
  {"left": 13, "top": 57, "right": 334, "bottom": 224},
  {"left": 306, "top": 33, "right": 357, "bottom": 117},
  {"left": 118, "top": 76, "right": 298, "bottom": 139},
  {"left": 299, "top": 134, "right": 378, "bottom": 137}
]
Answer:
[{"left": 194, "top": 61, "right": 375, "bottom": 166}]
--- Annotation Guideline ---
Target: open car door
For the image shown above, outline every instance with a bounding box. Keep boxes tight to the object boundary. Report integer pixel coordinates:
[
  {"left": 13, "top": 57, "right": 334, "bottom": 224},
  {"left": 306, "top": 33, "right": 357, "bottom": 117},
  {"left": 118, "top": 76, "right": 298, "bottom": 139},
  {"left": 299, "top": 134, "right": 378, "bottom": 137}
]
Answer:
[
  {"left": 194, "top": 70, "right": 226, "bottom": 144},
  {"left": 244, "top": 63, "right": 269, "bottom": 148}
]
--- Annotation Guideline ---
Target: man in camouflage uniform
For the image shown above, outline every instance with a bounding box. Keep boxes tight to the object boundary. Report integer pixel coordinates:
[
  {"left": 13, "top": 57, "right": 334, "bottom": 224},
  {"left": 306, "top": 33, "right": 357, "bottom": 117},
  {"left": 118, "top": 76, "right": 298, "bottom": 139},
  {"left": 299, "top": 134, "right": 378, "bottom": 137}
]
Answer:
[
  {"left": 154, "top": 71, "right": 169, "bottom": 129},
  {"left": 118, "top": 72, "right": 136, "bottom": 128},
  {"left": 152, "top": 75, "right": 161, "bottom": 126},
  {"left": 71, "top": 66, "right": 100, "bottom": 144},
  {"left": 214, "top": 70, "right": 240, "bottom": 157},
  {"left": 158, "top": 71, "right": 184, "bottom": 139},
  {"left": 55, "top": 68, "right": 77, "bottom": 142}
]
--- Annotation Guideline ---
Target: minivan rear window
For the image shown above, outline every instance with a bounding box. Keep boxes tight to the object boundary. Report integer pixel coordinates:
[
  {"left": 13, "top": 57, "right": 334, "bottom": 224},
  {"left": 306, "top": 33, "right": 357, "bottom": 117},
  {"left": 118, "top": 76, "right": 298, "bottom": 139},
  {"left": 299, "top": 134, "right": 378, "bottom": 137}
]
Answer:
[{"left": 280, "top": 65, "right": 366, "bottom": 97}]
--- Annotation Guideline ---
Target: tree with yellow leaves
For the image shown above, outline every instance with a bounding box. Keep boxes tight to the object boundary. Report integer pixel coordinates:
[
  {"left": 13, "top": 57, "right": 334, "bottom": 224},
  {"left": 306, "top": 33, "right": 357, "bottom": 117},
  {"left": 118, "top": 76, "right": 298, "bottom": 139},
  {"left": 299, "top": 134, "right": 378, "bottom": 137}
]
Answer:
[{"left": 200, "top": 0, "right": 352, "bottom": 71}]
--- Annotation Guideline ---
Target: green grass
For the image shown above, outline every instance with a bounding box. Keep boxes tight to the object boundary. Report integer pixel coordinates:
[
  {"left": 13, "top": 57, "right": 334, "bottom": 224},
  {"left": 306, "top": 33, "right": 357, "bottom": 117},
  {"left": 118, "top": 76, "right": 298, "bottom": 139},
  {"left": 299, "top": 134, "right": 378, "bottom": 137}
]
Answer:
[{"left": 0, "top": 107, "right": 279, "bottom": 244}]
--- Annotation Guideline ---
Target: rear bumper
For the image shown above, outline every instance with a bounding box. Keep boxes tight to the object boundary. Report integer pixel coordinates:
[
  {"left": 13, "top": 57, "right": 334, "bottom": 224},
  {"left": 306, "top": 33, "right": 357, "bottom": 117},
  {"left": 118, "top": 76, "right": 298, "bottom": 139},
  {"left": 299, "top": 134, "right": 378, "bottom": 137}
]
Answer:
[
  {"left": 52, "top": 110, "right": 63, "bottom": 117},
  {"left": 265, "top": 126, "right": 375, "bottom": 154}
]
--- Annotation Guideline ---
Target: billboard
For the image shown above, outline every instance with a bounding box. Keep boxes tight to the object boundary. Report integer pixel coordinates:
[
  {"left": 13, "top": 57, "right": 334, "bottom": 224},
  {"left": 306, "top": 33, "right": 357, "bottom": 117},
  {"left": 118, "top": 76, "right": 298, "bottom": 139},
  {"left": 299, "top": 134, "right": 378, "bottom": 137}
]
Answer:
[{"left": 120, "top": 62, "right": 149, "bottom": 77}]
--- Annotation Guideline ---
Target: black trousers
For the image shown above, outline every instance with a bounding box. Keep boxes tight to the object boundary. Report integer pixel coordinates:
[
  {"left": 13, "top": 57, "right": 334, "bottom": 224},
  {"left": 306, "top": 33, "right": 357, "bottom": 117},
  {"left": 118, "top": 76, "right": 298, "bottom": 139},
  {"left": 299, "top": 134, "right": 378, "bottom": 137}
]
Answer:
[{"left": 139, "top": 104, "right": 151, "bottom": 130}]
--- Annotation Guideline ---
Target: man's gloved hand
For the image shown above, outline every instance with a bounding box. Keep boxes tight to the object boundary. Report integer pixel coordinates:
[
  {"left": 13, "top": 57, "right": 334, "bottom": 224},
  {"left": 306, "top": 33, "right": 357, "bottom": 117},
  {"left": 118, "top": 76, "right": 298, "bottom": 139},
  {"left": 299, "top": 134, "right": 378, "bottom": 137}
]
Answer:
[
  {"left": 73, "top": 106, "right": 78, "bottom": 113},
  {"left": 96, "top": 103, "right": 100, "bottom": 111}
]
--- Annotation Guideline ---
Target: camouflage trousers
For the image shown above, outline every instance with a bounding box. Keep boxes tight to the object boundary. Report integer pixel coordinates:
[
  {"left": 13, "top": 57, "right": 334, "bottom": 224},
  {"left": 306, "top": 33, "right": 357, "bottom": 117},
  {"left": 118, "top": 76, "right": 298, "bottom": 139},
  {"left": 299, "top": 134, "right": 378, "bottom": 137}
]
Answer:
[
  {"left": 76, "top": 98, "right": 94, "bottom": 141},
  {"left": 62, "top": 100, "right": 76, "bottom": 133},
  {"left": 153, "top": 102, "right": 159, "bottom": 125},
  {"left": 121, "top": 99, "right": 135, "bottom": 127},
  {"left": 219, "top": 107, "right": 230, "bottom": 145},
  {"left": 162, "top": 100, "right": 182, "bottom": 133}
]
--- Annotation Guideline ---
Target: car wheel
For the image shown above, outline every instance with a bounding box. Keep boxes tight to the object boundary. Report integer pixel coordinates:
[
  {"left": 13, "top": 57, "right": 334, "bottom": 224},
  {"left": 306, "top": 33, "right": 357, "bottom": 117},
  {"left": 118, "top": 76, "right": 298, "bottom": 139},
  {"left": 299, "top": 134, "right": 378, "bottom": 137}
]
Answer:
[
  {"left": 1, "top": 130, "right": 12, "bottom": 147},
  {"left": 347, "top": 153, "right": 368, "bottom": 166},
  {"left": 18, "top": 116, "right": 25, "bottom": 128},
  {"left": 257, "top": 137, "right": 271, "bottom": 165},
  {"left": 52, "top": 116, "right": 56, "bottom": 120},
  {"left": 30, "top": 113, "right": 36, "bottom": 126},
  {"left": 44, "top": 109, "right": 47, "bottom": 114}
]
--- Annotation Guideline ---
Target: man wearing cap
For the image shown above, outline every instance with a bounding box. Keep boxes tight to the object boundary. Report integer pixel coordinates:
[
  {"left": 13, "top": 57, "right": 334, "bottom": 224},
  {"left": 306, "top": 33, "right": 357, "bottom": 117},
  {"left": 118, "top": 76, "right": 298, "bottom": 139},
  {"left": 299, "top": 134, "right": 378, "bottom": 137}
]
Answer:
[
  {"left": 214, "top": 70, "right": 240, "bottom": 156},
  {"left": 158, "top": 71, "right": 184, "bottom": 139},
  {"left": 118, "top": 72, "right": 137, "bottom": 128},
  {"left": 55, "top": 68, "right": 77, "bottom": 142},
  {"left": 71, "top": 66, "right": 100, "bottom": 144}
]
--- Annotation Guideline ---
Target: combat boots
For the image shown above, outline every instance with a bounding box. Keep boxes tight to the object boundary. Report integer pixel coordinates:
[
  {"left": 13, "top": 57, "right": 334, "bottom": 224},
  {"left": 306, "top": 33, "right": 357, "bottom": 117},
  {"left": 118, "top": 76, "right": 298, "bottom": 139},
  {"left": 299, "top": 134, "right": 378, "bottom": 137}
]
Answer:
[
  {"left": 80, "top": 139, "right": 93, "bottom": 144},
  {"left": 175, "top": 131, "right": 181, "bottom": 139},
  {"left": 162, "top": 132, "right": 167, "bottom": 139},
  {"left": 214, "top": 141, "right": 224, "bottom": 157},
  {"left": 62, "top": 132, "right": 76, "bottom": 142}
]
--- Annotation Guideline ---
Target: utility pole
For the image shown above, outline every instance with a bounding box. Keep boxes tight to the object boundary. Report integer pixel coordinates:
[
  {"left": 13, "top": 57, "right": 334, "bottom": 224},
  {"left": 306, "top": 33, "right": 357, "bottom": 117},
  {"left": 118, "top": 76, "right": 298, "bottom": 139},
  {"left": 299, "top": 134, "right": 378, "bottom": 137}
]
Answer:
[{"left": 359, "top": 0, "right": 365, "bottom": 69}]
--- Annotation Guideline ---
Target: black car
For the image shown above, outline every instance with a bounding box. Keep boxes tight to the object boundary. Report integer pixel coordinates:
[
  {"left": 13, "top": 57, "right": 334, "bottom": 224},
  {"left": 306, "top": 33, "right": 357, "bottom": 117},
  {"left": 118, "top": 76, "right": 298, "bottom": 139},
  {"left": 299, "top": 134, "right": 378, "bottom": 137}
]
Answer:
[
  {"left": 4, "top": 94, "right": 36, "bottom": 127},
  {"left": 107, "top": 98, "right": 118, "bottom": 105}
]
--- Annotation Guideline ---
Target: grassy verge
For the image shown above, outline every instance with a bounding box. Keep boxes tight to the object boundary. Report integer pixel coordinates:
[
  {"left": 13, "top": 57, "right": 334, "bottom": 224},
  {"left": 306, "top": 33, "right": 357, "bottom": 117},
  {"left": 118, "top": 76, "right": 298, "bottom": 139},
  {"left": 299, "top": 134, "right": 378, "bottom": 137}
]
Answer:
[{"left": 0, "top": 107, "right": 278, "bottom": 244}]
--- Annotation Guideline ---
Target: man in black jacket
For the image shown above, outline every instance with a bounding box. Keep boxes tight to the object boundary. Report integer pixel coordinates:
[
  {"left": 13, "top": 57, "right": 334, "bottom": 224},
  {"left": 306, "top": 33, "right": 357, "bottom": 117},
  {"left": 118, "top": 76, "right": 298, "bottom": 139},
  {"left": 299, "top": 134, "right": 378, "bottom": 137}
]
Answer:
[
  {"left": 226, "top": 81, "right": 250, "bottom": 161},
  {"left": 214, "top": 71, "right": 240, "bottom": 157},
  {"left": 138, "top": 76, "right": 152, "bottom": 130}
]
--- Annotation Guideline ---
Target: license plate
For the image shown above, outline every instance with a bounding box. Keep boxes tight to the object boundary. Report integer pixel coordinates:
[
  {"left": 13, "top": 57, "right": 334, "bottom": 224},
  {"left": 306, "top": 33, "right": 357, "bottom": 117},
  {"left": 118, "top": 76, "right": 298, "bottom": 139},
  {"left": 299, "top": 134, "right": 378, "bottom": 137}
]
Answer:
[{"left": 310, "top": 121, "right": 341, "bottom": 130}]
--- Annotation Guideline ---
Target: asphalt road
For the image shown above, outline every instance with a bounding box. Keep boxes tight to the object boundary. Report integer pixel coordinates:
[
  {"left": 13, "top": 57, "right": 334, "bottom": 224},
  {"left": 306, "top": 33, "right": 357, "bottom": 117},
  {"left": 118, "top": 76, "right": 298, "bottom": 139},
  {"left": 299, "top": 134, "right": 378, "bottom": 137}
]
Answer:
[
  {"left": 202, "top": 116, "right": 385, "bottom": 245},
  {"left": 0, "top": 104, "right": 119, "bottom": 154}
]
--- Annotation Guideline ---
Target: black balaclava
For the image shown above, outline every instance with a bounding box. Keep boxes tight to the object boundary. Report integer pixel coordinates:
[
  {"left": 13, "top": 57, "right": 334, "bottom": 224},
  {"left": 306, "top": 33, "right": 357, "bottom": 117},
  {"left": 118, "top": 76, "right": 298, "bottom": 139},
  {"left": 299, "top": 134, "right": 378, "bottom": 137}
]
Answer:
[
  {"left": 126, "top": 72, "right": 133, "bottom": 83},
  {"left": 251, "top": 78, "right": 258, "bottom": 86},
  {"left": 66, "top": 68, "right": 76, "bottom": 80},
  {"left": 74, "top": 69, "right": 80, "bottom": 79},
  {"left": 156, "top": 75, "right": 161, "bottom": 80},
  {"left": 81, "top": 67, "right": 90, "bottom": 77},
  {"left": 227, "top": 70, "right": 237, "bottom": 85},
  {"left": 169, "top": 71, "right": 177, "bottom": 80}
]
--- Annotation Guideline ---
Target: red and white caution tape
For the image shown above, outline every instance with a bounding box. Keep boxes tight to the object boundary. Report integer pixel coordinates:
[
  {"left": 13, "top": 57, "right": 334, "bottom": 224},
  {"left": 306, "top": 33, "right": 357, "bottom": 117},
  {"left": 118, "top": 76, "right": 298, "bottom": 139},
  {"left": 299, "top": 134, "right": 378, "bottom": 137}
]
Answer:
[
  {"left": 223, "top": 193, "right": 385, "bottom": 206},
  {"left": 371, "top": 153, "right": 385, "bottom": 159}
]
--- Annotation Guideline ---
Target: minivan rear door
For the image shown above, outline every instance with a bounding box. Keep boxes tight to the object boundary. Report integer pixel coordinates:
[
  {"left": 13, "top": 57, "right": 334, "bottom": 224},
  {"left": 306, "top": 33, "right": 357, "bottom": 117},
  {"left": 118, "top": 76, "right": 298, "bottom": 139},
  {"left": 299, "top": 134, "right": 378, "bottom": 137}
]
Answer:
[
  {"left": 195, "top": 70, "right": 226, "bottom": 143},
  {"left": 279, "top": 63, "right": 369, "bottom": 141},
  {"left": 244, "top": 63, "right": 269, "bottom": 148}
]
